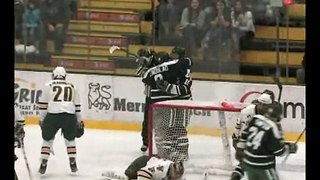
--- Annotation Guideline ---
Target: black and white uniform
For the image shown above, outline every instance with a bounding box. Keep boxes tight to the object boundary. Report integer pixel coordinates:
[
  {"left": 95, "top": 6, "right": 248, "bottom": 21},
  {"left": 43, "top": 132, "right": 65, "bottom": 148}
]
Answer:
[{"left": 142, "top": 58, "right": 192, "bottom": 161}]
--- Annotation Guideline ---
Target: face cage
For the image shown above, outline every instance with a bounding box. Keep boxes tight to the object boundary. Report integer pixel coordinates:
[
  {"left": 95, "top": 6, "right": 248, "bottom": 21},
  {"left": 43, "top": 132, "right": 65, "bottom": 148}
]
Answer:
[{"left": 136, "top": 56, "right": 152, "bottom": 76}]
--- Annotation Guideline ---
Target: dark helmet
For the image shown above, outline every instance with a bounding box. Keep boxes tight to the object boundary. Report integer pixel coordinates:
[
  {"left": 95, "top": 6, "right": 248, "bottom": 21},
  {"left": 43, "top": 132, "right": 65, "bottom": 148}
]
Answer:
[
  {"left": 169, "top": 161, "right": 184, "bottom": 179},
  {"left": 155, "top": 51, "right": 170, "bottom": 65},
  {"left": 265, "top": 101, "right": 283, "bottom": 120},
  {"left": 137, "top": 48, "right": 156, "bottom": 58},
  {"left": 170, "top": 46, "right": 186, "bottom": 59}
]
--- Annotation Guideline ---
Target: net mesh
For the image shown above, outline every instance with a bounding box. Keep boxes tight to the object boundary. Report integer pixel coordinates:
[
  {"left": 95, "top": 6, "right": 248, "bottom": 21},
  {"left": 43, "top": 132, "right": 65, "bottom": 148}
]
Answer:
[{"left": 149, "top": 100, "right": 243, "bottom": 175}]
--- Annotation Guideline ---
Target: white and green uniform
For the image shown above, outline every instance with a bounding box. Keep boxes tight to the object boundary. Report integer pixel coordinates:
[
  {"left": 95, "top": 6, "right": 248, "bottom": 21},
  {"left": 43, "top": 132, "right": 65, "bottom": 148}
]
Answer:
[{"left": 237, "top": 115, "right": 289, "bottom": 180}]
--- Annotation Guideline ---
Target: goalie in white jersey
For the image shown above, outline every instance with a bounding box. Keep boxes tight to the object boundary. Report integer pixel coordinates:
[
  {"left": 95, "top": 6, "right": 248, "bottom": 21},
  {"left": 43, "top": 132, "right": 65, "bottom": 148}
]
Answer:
[
  {"left": 230, "top": 90, "right": 275, "bottom": 180},
  {"left": 38, "top": 66, "right": 84, "bottom": 174}
]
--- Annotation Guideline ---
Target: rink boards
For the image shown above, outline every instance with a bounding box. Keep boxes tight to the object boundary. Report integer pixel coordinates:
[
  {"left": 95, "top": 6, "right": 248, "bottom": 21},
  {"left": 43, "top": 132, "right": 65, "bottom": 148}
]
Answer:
[{"left": 14, "top": 70, "right": 305, "bottom": 142}]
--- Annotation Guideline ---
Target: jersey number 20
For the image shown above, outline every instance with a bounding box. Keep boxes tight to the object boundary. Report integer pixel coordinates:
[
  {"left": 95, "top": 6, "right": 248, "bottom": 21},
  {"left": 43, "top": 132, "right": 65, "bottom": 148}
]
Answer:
[{"left": 53, "top": 86, "right": 73, "bottom": 102}]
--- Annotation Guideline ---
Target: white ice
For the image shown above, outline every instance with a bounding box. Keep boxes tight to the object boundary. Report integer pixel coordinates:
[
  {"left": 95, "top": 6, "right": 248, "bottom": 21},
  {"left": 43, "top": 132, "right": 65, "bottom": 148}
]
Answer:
[{"left": 15, "top": 125, "right": 305, "bottom": 180}]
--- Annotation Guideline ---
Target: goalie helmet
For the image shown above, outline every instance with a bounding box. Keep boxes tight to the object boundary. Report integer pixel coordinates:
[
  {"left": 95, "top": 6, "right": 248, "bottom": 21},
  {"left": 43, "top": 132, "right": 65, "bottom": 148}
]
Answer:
[
  {"left": 169, "top": 161, "right": 184, "bottom": 179},
  {"left": 52, "top": 66, "right": 67, "bottom": 80},
  {"left": 136, "top": 48, "right": 156, "bottom": 76}
]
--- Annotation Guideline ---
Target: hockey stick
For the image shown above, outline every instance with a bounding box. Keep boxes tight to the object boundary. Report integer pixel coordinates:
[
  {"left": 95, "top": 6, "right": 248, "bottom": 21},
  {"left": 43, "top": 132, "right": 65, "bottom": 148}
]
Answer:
[
  {"left": 281, "top": 127, "right": 306, "bottom": 164},
  {"left": 272, "top": 76, "right": 283, "bottom": 102},
  {"left": 109, "top": 45, "right": 138, "bottom": 58},
  {"left": 19, "top": 139, "right": 33, "bottom": 180}
]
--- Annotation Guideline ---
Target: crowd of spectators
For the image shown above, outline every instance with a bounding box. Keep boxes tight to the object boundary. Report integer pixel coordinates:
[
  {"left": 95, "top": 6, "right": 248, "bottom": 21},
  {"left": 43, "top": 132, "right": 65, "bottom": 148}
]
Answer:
[
  {"left": 154, "top": 0, "right": 279, "bottom": 61},
  {"left": 14, "top": 0, "right": 77, "bottom": 56}
]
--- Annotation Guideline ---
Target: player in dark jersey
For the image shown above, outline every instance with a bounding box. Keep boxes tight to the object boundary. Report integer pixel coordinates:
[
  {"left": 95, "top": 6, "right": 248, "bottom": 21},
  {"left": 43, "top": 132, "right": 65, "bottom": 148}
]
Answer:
[
  {"left": 230, "top": 90, "right": 276, "bottom": 180},
  {"left": 139, "top": 46, "right": 193, "bottom": 161},
  {"left": 235, "top": 102, "right": 298, "bottom": 180},
  {"left": 136, "top": 48, "right": 168, "bottom": 152}
]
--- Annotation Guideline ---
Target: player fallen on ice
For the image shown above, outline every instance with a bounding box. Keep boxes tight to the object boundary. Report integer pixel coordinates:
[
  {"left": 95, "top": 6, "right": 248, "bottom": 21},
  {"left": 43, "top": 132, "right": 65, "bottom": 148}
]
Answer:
[{"left": 118, "top": 155, "right": 184, "bottom": 180}]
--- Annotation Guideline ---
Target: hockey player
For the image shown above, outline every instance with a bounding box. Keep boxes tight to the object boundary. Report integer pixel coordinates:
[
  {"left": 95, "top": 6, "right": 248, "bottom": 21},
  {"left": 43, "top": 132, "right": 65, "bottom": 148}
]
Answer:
[
  {"left": 138, "top": 46, "right": 193, "bottom": 161},
  {"left": 38, "top": 66, "right": 84, "bottom": 174},
  {"left": 230, "top": 89, "right": 275, "bottom": 180},
  {"left": 14, "top": 104, "right": 25, "bottom": 180},
  {"left": 136, "top": 48, "right": 170, "bottom": 152},
  {"left": 235, "top": 102, "right": 298, "bottom": 180},
  {"left": 124, "top": 155, "right": 184, "bottom": 180}
]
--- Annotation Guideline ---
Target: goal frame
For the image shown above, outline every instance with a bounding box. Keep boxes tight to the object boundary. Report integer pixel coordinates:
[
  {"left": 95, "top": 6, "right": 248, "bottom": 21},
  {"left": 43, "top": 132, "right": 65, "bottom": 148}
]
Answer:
[{"left": 147, "top": 100, "right": 245, "bottom": 170}]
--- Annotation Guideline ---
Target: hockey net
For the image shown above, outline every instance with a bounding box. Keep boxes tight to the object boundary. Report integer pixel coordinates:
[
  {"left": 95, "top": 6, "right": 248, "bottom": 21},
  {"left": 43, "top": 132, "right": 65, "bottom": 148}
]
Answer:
[{"left": 148, "top": 100, "right": 247, "bottom": 176}]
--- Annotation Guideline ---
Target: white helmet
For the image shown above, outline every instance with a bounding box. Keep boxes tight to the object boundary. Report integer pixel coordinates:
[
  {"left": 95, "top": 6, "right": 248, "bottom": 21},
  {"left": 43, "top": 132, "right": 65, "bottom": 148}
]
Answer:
[
  {"left": 52, "top": 66, "right": 67, "bottom": 79},
  {"left": 257, "top": 93, "right": 273, "bottom": 104}
]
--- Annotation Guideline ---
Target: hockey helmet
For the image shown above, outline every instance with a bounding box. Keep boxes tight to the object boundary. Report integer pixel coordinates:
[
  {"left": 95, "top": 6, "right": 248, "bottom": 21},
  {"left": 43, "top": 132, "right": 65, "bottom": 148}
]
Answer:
[
  {"left": 170, "top": 46, "right": 185, "bottom": 59},
  {"left": 265, "top": 101, "right": 283, "bottom": 120},
  {"left": 169, "top": 161, "right": 184, "bottom": 179},
  {"left": 136, "top": 48, "right": 157, "bottom": 76},
  {"left": 257, "top": 93, "right": 273, "bottom": 105},
  {"left": 262, "top": 89, "right": 275, "bottom": 102},
  {"left": 52, "top": 66, "right": 67, "bottom": 80},
  {"left": 155, "top": 51, "right": 170, "bottom": 65}
]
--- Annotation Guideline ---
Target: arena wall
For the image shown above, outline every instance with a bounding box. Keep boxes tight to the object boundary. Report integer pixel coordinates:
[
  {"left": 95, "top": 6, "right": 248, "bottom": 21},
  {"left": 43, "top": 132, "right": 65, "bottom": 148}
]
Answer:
[{"left": 15, "top": 70, "right": 305, "bottom": 142}]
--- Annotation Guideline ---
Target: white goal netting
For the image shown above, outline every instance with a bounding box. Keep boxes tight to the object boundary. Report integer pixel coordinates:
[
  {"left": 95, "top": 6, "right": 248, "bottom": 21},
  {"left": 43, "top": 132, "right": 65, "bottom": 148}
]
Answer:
[{"left": 148, "top": 100, "right": 247, "bottom": 176}]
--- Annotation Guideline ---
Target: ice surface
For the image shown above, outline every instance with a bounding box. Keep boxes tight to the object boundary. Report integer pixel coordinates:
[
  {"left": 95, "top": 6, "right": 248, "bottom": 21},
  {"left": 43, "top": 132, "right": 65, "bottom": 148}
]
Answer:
[{"left": 15, "top": 125, "right": 305, "bottom": 180}]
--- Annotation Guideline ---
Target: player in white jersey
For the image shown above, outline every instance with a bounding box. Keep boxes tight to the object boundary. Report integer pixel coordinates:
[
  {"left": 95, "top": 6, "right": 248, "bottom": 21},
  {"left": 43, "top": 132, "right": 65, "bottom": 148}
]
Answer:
[
  {"left": 230, "top": 90, "right": 275, "bottom": 180},
  {"left": 37, "top": 66, "right": 84, "bottom": 174},
  {"left": 122, "top": 155, "right": 184, "bottom": 180},
  {"left": 14, "top": 104, "right": 25, "bottom": 180}
]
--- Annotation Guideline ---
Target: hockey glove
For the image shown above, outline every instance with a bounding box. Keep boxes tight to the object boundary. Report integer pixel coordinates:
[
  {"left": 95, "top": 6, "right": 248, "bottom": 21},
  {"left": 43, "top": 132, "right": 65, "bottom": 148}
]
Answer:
[
  {"left": 156, "top": 79, "right": 170, "bottom": 91},
  {"left": 232, "top": 133, "right": 239, "bottom": 150},
  {"left": 15, "top": 123, "right": 25, "bottom": 139},
  {"left": 76, "top": 121, "right": 84, "bottom": 138},
  {"left": 156, "top": 80, "right": 179, "bottom": 95},
  {"left": 285, "top": 142, "right": 298, "bottom": 153},
  {"left": 235, "top": 148, "right": 245, "bottom": 162}
]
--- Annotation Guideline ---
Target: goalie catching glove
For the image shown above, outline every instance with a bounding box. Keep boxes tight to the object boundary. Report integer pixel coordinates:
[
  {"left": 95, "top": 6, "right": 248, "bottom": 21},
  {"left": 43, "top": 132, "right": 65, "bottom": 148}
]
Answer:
[
  {"left": 156, "top": 79, "right": 179, "bottom": 95},
  {"left": 76, "top": 121, "right": 84, "bottom": 138}
]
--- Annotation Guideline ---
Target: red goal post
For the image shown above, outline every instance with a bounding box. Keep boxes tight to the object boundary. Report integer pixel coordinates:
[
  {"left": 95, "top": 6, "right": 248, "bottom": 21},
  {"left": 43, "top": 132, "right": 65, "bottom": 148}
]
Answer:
[{"left": 147, "top": 100, "right": 248, "bottom": 174}]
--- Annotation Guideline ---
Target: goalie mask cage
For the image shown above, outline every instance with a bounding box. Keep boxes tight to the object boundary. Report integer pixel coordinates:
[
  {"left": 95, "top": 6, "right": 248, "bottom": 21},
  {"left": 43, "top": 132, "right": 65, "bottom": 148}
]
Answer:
[{"left": 148, "top": 100, "right": 245, "bottom": 176}]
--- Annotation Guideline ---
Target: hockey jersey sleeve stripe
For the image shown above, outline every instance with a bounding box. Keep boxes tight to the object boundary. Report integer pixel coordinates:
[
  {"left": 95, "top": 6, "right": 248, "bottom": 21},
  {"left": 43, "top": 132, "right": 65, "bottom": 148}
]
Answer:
[
  {"left": 273, "top": 145, "right": 286, "bottom": 156},
  {"left": 137, "top": 169, "right": 152, "bottom": 179}
]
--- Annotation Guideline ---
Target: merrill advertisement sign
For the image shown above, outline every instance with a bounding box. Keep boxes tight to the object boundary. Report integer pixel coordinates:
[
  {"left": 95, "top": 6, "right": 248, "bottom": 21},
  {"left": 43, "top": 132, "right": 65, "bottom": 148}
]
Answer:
[{"left": 14, "top": 71, "right": 305, "bottom": 133}]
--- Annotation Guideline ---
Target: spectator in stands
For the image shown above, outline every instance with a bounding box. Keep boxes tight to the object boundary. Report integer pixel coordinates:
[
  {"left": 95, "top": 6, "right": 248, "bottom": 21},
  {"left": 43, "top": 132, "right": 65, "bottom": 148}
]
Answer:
[
  {"left": 296, "top": 54, "right": 305, "bottom": 85},
  {"left": 201, "top": 0, "right": 232, "bottom": 61},
  {"left": 230, "top": 0, "right": 255, "bottom": 58},
  {"left": 39, "top": 0, "right": 70, "bottom": 55},
  {"left": 155, "top": 0, "right": 179, "bottom": 41},
  {"left": 246, "top": 0, "right": 274, "bottom": 25},
  {"left": 15, "top": 0, "right": 24, "bottom": 41},
  {"left": 179, "top": 0, "right": 206, "bottom": 57},
  {"left": 202, "top": 0, "right": 217, "bottom": 37},
  {"left": 23, "top": 0, "right": 41, "bottom": 51},
  {"left": 69, "top": 0, "right": 78, "bottom": 19}
]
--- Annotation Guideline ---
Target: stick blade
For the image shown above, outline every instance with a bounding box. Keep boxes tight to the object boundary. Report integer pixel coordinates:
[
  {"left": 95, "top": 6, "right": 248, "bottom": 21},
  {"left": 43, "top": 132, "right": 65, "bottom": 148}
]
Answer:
[{"left": 109, "top": 45, "right": 120, "bottom": 54}]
